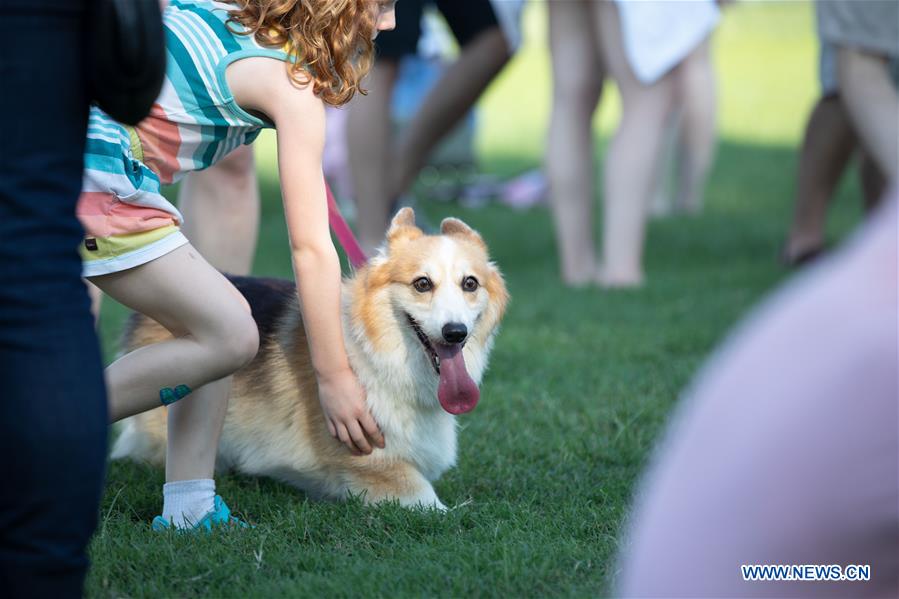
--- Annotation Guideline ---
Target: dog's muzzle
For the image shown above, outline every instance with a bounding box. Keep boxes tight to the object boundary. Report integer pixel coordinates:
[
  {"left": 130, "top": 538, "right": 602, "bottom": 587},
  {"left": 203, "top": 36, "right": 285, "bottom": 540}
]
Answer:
[
  {"left": 405, "top": 313, "right": 480, "bottom": 415},
  {"left": 407, "top": 314, "right": 441, "bottom": 374}
]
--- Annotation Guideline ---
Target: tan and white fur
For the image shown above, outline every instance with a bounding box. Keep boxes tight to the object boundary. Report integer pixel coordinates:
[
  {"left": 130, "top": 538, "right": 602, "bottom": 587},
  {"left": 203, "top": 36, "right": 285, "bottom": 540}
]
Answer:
[{"left": 111, "top": 209, "right": 508, "bottom": 510}]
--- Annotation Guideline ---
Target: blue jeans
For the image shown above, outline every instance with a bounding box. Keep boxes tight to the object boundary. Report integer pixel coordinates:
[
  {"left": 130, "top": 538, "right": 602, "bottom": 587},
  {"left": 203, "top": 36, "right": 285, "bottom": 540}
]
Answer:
[{"left": 0, "top": 1, "right": 108, "bottom": 596}]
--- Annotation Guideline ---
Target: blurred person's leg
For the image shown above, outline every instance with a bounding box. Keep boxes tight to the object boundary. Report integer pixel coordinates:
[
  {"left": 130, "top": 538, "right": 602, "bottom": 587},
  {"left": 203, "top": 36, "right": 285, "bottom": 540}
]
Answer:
[
  {"left": 179, "top": 145, "right": 259, "bottom": 275},
  {"left": 858, "top": 150, "right": 886, "bottom": 211},
  {"left": 348, "top": 60, "right": 400, "bottom": 252},
  {"left": 617, "top": 196, "right": 898, "bottom": 597},
  {"left": 673, "top": 37, "right": 717, "bottom": 214},
  {"left": 546, "top": 0, "right": 604, "bottom": 286},
  {"left": 348, "top": 0, "right": 419, "bottom": 252},
  {"left": 595, "top": 1, "right": 678, "bottom": 287},
  {"left": 647, "top": 111, "right": 680, "bottom": 218},
  {"left": 837, "top": 47, "right": 899, "bottom": 183},
  {"left": 0, "top": 2, "right": 107, "bottom": 596},
  {"left": 784, "top": 95, "right": 856, "bottom": 266},
  {"left": 392, "top": 5, "right": 512, "bottom": 197},
  {"left": 348, "top": 0, "right": 511, "bottom": 252}
]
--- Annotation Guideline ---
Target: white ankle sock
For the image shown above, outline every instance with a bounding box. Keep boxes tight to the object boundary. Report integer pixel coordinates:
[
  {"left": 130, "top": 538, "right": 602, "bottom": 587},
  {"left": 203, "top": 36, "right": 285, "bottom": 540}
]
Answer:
[{"left": 162, "top": 479, "right": 215, "bottom": 528}]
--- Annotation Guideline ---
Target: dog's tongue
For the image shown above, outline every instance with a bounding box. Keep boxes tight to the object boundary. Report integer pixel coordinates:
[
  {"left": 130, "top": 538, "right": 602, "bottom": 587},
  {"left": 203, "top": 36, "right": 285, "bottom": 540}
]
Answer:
[{"left": 435, "top": 344, "right": 479, "bottom": 414}]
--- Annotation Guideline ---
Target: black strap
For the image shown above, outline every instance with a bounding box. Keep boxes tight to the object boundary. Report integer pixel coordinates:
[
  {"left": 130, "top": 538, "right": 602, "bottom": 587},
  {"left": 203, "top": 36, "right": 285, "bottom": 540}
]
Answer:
[{"left": 88, "top": 0, "right": 166, "bottom": 125}]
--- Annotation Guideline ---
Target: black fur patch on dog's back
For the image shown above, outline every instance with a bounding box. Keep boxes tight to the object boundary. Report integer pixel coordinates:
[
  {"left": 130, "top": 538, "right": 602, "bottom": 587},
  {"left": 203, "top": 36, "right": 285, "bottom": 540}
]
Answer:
[
  {"left": 225, "top": 275, "right": 296, "bottom": 341},
  {"left": 120, "top": 274, "right": 296, "bottom": 351}
]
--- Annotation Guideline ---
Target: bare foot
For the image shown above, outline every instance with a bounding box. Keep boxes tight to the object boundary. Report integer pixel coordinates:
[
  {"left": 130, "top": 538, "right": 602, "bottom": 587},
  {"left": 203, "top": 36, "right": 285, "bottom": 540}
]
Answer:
[
  {"left": 781, "top": 240, "right": 826, "bottom": 268},
  {"left": 595, "top": 265, "right": 644, "bottom": 289},
  {"left": 562, "top": 268, "right": 598, "bottom": 288},
  {"left": 782, "top": 228, "right": 827, "bottom": 265},
  {"left": 560, "top": 254, "right": 600, "bottom": 288}
]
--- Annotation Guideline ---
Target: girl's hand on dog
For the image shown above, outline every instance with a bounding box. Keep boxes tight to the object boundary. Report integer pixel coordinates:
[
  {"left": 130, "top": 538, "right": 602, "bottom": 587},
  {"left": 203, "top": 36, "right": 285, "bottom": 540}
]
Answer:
[{"left": 318, "top": 369, "right": 385, "bottom": 455}]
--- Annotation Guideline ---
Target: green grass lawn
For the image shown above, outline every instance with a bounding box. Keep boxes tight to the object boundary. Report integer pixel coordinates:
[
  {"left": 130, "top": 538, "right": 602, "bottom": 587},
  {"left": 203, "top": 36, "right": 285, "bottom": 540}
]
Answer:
[{"left": 89, "top": 2, "right": 867, "bottom": 596}]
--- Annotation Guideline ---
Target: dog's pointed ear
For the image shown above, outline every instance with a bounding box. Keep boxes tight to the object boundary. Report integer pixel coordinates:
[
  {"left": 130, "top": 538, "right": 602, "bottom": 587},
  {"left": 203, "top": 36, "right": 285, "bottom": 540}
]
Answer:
[
  {"left": 440, "top": 217, "right": 486, "bottom": 250},
  {"left": 386, "top": 207, "right": 423, "bottom": 246}
]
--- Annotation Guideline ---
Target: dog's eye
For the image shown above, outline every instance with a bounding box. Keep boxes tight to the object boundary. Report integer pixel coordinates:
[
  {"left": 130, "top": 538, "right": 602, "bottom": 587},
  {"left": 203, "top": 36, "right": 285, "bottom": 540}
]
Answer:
[
  {"left": 412, "top": 277, "right": 433, "bottom": 293},
  {"left": 462, "top": 276, "right": 479, "bottom": 292}
]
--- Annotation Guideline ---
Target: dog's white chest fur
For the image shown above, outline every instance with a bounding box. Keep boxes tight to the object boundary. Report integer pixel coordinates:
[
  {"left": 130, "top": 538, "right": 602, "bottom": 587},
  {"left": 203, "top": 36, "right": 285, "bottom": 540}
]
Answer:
[
  {"left": 368, "top": 386, "right": 458, "bottom": 481},
  {"left": 350, "top": 336, "right": 460, "bottom": 481}
]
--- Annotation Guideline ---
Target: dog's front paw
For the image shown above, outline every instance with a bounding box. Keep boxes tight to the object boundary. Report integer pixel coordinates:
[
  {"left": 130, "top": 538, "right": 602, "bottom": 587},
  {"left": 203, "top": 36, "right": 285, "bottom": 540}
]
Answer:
[
  {"left": 351, "top": 464, "right": 448, "bottom": 511},
  {"left": 401, "top": 485, "right": 446, "bottom": 512},
  {"left": 412, "top": 497, "right": 446, "bottom": 512}
]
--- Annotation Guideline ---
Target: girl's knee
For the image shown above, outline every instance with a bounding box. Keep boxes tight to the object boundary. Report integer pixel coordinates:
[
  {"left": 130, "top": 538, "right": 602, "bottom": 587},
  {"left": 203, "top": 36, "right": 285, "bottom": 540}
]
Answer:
[
  {"left": 207, "top": 307, "right": 259, "bottom": 373},
  {"left": 226, "top": 311, "right": 260, "bottom": 370},
  {"left": 236, "top": 291, "right": 252, "bottom": 315},
  {"left": 216, "top": 281, "right": 257, "bottom": 368}
]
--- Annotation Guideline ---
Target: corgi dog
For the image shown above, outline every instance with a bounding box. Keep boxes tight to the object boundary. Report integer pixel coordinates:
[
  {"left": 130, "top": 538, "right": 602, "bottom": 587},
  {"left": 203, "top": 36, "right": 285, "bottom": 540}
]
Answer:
[{"left": 111, "top": 208, "right": 508, "bottom": 510}]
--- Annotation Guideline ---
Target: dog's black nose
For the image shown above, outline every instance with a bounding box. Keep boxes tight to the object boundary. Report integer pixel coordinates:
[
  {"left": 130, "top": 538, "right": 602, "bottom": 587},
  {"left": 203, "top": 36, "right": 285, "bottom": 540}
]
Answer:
[{"left": 442, "top": 322, "right": 468, "bottom": 344}]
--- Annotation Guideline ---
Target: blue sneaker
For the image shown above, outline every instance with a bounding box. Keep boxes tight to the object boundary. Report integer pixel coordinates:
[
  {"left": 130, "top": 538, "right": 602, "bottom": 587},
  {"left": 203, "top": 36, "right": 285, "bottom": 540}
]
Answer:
[{"left": 151, "top": 495, "right": 251, "bottom": 532}]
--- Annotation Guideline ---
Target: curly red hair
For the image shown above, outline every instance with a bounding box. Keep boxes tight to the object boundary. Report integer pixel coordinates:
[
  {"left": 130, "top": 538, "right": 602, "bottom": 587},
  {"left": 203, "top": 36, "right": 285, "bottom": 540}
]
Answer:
[{"left": 228, "top": 0, "right": 381, "bottom": 106}]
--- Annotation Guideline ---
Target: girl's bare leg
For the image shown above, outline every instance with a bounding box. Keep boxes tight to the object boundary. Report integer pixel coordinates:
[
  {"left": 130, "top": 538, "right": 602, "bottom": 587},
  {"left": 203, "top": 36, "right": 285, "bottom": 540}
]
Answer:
[
  {"left": 89, "top": 148, "right": 259, "bottom": 329},
  {"left": 91, "top": 244, "right": 258, "bottom": 483},
  {"left": 90, "top": 244, "right": 258, "bottom": 423},
  {"left": 166, "top": 376, "right": 231, "bottom": 482},
  {"left": 595, "top": 2, "right": 677, "bottom": 287},
  {"left": 546, "top": 0, "right": 604, "bottom": 286}
]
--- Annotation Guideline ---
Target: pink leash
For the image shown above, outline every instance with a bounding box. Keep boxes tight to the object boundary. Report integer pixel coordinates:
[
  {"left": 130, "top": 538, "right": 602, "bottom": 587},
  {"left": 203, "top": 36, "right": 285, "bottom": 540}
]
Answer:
[{"left": 325, "top": 178, "right": 368, "bottom": 269}]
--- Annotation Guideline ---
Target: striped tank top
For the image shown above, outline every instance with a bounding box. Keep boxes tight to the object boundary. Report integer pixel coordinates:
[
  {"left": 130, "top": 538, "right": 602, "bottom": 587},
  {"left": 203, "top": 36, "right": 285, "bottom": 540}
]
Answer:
[{"left": 78, "top": 0, "right": 289, "bottom": 275}]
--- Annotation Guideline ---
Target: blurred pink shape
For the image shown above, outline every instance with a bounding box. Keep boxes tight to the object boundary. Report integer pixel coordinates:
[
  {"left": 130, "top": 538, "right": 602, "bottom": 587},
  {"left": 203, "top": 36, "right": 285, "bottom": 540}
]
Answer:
[
  {"left": 499, "top": 169, "right": 547, "bottom": 210},
  {"left": 323, "top": 107, "right": 353, "bottom": 203},
  {"left": 617, "top": 192, "right": 898, "bottom": 597}
]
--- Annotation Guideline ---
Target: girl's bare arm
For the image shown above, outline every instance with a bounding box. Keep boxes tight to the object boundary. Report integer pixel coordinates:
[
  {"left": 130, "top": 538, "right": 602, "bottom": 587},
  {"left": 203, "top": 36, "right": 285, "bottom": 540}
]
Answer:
[{"left": 227, "top": 57, "right": 384, "bottom": 454}]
